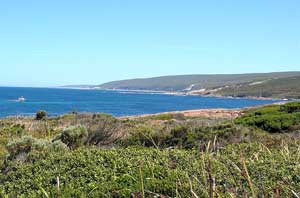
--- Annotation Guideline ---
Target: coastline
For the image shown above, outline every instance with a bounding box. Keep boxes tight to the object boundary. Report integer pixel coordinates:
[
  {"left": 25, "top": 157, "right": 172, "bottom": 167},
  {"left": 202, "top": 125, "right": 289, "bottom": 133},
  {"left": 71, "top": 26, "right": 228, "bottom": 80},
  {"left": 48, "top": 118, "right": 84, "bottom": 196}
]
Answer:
[
  {"left": 120, "top": 108, "right": 243, "bottom": 120},
  {"left": 1, "top": 101, "right": 288, "bottom": 120},
  {"left": 59, "top": 86, "right": 288, "bottom": 101},
  {"left": 0, "top": 87, "right": 288, "bottom": 119}
]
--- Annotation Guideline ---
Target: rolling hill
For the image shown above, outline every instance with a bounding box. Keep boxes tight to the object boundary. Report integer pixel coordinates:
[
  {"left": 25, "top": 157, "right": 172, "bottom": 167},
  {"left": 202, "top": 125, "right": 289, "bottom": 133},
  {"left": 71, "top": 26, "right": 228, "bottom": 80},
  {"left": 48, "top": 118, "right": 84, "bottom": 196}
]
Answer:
[
  {"left": 64, "top": 71, "right": 300, "bottom": 99},
  {"left": 216, "top": 75, "right": 300, "bottom": 99},
  {"left": 97, "top": 71, "right": 300, "bottom": 98},
  {"left": 98, "top": 71, "right": 300, "bottom": 92}
]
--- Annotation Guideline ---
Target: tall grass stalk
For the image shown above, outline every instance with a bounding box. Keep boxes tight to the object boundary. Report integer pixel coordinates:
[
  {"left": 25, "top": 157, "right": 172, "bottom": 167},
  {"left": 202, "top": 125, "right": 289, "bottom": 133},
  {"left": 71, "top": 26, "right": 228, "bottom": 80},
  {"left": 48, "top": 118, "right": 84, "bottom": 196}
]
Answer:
[
  {"left": 57, "top": 176, "right": 60, "bottom": 198},
  {"left": 139, "top": 161, "right": 145, "bottom": 198},
  {"left": 187, "top": 174, "right": 199, "bottom": 198},
  {"left": 241, "top": 156, "right": 256, "bottom": 197},
  {"left": 38, "top": 185, "right": 49, "bottom": 198}
]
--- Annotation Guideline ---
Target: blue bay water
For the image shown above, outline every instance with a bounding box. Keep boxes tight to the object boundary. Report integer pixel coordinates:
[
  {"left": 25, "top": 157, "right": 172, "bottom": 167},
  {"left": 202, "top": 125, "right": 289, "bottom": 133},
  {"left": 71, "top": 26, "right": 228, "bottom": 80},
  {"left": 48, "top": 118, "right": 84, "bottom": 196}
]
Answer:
[{"left": 0, "top": 87, "right": 281, "bottom": 118}]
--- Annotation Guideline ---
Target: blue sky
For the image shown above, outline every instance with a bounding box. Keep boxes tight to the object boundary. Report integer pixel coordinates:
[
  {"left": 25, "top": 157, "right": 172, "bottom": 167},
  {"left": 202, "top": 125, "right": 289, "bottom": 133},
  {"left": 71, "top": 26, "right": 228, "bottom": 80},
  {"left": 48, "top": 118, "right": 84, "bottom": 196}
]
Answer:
[{"left": 0, "top": 0, "right": 300, "bottom": 87}]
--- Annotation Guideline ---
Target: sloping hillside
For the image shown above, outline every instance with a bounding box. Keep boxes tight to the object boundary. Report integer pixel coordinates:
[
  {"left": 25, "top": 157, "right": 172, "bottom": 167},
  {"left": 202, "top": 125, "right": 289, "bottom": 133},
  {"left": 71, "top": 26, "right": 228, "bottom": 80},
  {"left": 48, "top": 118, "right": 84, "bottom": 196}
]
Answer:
[
  {"left": 99, "top": 71, "right": 300, "bottom": 92},
  {"left": 217, "top": 75, "right": 300, "bottom": 99}
]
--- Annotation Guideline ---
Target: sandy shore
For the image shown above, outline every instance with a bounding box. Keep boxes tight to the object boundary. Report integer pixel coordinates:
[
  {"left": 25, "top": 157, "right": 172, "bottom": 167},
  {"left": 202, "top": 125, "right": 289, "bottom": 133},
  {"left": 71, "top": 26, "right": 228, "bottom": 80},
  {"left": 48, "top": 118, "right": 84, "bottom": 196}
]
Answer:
[
  {"left": 120, "top": 101, "right": 289, "bottom": 120},
  {"left": 121, "top": 108, "right": 243, "bottom": 120}
]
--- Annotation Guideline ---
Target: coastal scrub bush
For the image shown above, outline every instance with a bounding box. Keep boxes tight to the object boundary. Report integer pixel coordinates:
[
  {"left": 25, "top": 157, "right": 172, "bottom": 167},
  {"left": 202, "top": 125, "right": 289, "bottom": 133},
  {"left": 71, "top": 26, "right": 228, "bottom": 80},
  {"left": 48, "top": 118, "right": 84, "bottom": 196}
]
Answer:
[
  {"left": 121, "top": 122, "right": 253, "bottom": 149},
  {"left": 6, "top": 136, "right": 49, "bottom": 159},
  {"left": 0, "top": 123, "right": 28, "bottom": 167},
  {"left": 127, "top": 126, "right": 166, "bottom": 147},
  {"left": 235, "top": 103, "right": 300, "bottom": 133},
  {"left": 4, "top": 135, "right": 68, "bottom": 167},
  {"left": 84, "top": 114, "right": 122, "bottom": 145},
  {"left": 53, "top": 125, "right": 88, "bottom": 149},
  {"left": 35, "top": 110, "right": 48, "bottom": 120},
  {"left": 1, "top": 143, "right": 300, "bottom": 197},
  {"left": 280, "top": 102, "right": 300, "bottom": 113},
  {"left": 0, "top": 123, "right": 25, "bottom": 137}
]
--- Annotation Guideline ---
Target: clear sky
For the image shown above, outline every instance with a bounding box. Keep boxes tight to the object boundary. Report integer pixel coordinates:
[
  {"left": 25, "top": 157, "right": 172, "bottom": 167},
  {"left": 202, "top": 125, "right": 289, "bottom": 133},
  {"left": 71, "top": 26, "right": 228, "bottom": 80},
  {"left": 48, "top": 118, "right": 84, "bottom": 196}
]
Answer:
[{"left": 0, "top": 0, "right": 300, "bottom": 87}]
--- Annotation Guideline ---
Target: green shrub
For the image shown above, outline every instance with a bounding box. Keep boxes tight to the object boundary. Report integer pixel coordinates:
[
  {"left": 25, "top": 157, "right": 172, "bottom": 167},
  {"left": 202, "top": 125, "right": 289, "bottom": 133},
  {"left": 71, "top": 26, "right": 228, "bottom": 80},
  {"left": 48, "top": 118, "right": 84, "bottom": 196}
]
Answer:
[
  {"left": 6, "top": 136, "right": 48, "bottom": 159},
  {"left": 1, "top": 144, "right": 300, "bottom": 197},
  {"left": 1, "top": 124, "right": 25, "bottom": 137},
  {"left": 5, "top": 136, "right": 68, "bottom": 164},
  {"left": 280, "top": 102, "right": 300, "bottom": 113},
  {"left": 49, "top": 140, "right": 69, "bottom": 152},
  {"left": 235, "top": 103, "right": 300, "bottom": 133},
  {"left": 85, "top": 114, "right": 119, "bottom": 145},
  {"left": 53, "top": 125, "right": 88, "bottom": 149},
  {"left": 121, "top": 122, "right": 252, "bottom": 149},
  {"left": 35, "top": 110, "right": 48, "bottom": 120}
]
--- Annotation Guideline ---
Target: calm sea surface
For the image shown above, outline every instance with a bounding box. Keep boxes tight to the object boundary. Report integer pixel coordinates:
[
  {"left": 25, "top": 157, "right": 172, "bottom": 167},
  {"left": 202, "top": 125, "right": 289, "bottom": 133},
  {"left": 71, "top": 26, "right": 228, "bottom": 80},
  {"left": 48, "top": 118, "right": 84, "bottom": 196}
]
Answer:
[{"left": 0, "top": 87, "right": 281, "bottom": 118}]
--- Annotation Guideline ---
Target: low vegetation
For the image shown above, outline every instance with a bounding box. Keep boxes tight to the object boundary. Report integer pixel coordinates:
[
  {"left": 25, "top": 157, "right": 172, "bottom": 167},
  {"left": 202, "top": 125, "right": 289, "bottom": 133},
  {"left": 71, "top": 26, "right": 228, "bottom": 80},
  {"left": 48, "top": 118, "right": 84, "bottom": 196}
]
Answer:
[
  {"left": 235, "top": 102, "right": 300, "bottom": 133},
  {"left": 0, "top": 102, "right": 300, "bottom": 197},
  {"left": 2, "top": 143, "right": 300, "bottom": 197}
]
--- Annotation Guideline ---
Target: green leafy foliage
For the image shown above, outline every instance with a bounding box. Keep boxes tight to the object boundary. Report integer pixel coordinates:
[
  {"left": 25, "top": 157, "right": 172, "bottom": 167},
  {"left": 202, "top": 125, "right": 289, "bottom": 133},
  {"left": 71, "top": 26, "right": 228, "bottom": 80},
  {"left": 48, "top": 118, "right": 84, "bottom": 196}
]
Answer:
[
  {"left": 6, "top": 136, "right": 68, "bottom": 160},
  {"left": 120, "top": 122, "right": 255, "bottom": 149},
  {"left": 1, "top": 144, "right": 300, "bottom": 197},
  {"left": 235, "top": 103, "right": 300, "bottom": 133},
  {"left": 53, "top": 125, "right": 88, "bottom": 149}
]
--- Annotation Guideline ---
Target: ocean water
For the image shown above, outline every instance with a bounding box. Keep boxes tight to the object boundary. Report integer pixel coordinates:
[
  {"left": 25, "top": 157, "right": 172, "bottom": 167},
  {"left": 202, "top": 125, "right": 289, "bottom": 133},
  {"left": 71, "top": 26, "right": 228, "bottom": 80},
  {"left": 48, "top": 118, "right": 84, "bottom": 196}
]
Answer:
[{"left": 0, "top": 87, "right": 280, "bottom": 118}]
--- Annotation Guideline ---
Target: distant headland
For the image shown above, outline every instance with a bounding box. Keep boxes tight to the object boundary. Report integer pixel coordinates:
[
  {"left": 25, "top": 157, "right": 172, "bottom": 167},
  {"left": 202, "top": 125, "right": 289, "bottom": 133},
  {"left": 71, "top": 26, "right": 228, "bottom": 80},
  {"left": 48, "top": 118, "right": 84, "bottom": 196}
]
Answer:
[{"left": 63, "top": 71, "right": 300, "bottom": 100}]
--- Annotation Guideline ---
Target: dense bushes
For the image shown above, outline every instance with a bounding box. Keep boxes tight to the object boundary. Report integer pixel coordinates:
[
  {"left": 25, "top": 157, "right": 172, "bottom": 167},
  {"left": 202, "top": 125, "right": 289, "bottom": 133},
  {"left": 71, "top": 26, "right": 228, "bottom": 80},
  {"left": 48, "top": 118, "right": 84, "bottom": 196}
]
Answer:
[
  {"left": 1, "top": 144, "right": 300, "bottom": 197},
  {"left": 84, "top": 114, "right": 121, "bottom": 145},
  {"left": 235, "top": 103, "right": 300, "bottom": 133},
  {"left": 1, "top": 104, "right": 300, "bottom": 197},
  {"left": 2, "top": 135, "right": 68, "bottom": 174},
  {"left": 53, "top": 125, "right": 88, "bottom": 149},
  {"left": 6, "top": 136, "right": 48, "bottom": 159},
  {"left": 120, "top": 122, "right": 254, "bottom": 149},
  {"left": 280, "top": 102, "right": 300, "bottom": 113}
]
